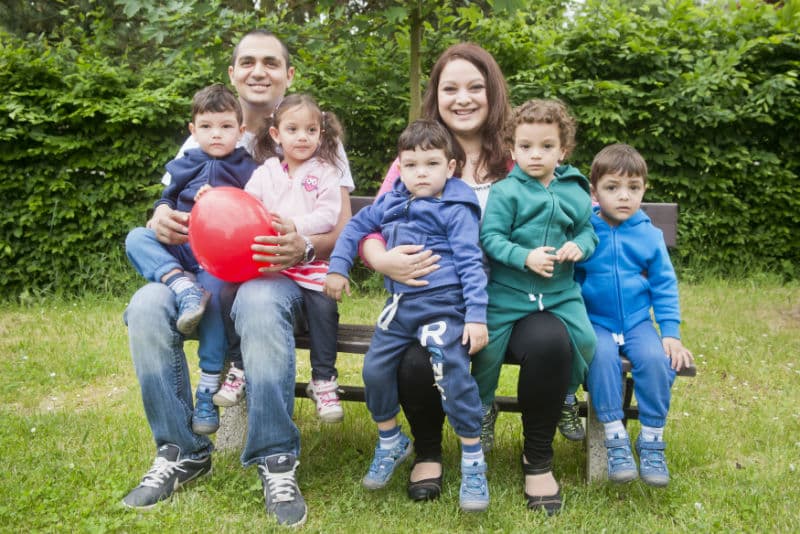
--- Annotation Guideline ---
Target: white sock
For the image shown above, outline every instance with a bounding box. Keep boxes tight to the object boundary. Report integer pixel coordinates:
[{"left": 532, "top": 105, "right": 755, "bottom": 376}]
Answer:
[
  {"left": 603, "top": 420, "right": 627, "bottom": 440},
  {"left": 639, "top": 425, "right": 664, "bottom": 442},
  {"left": 461, "top": 441, "right": 484, "bottom": 467},
  {"left": 199, "top": 371, "right": 220, "bottom": 393},
  {"left": 379, "top": 426, "right": 401, "bottom": 449}
]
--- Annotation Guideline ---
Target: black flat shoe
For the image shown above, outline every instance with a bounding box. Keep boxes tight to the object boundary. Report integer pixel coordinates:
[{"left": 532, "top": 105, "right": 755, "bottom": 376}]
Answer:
[
  {"left": 524, "top": 489, "right": 562, "bottom": 516},
  {"left": 521, "top": 455, "right": 562, "bottom": 515},
  {"left": 407, "top": 460, "right": 443, "bottom": 501}
]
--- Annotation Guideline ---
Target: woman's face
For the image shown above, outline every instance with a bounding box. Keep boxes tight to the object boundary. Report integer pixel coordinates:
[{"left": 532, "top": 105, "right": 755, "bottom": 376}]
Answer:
[{"left": 436, "top": 58, "right": 489, "bottom": 139}]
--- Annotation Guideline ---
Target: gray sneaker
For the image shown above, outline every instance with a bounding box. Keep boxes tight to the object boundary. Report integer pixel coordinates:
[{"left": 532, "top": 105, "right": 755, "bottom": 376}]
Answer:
[
  {"left": 258, "top": 453, "right": 307, "bottom": 527},
  {"left": 480, "top": 403, "right": 498, "bottom": 453},
  {"left": 175, "top": 285, "right": 210, "bottom": 335},
  {"left": 122, "top": 444, "right": 211, "bottom": 510}
]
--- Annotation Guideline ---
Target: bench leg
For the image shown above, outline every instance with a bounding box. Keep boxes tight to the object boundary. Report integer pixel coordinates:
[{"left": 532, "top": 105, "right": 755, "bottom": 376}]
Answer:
[
  {"left": 215, "top": 402, "right": 248, "bottom": 452},
  {"left": 585, "top": 396, "right": 607, "bottom": 483}
]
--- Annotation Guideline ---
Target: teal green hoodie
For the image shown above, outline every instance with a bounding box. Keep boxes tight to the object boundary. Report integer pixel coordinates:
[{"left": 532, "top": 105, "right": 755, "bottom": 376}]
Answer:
[
  {"left": 472, "top": 163, "right": 598, "bottom": 404},
  {"left": 480, "top": 163, "right": 597, "bottom": 292}
]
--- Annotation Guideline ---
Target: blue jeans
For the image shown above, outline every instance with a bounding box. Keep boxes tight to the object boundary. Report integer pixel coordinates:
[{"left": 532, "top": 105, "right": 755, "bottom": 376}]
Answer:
[
  {"left": 587, "top": 321, "right": 676, "bottom": 428},
  {"left": 125, "top": 227, "right": 227, "bottom": 373},
  {"left": 124, "top": 273, "right": 305, "bottom": 465}
]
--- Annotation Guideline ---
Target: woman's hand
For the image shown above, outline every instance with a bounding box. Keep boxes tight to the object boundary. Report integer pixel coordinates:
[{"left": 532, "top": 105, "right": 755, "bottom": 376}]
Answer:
[
  {"left": 362, "top": 240, "right": 440, "bottom": 286},
  {"left": 252, "top": 214, "right": 305, "bottom": 272},
  {"left": 147, "top": 204, "right": 190, "bottom": 245}
]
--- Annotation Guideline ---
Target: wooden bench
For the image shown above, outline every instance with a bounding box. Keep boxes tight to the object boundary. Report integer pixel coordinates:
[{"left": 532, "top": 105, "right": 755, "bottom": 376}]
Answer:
[{"left": 216, "top": 197, "right": 696, "bottom": 483}]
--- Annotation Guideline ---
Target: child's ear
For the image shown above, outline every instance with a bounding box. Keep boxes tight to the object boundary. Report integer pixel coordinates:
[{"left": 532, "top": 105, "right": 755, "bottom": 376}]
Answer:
[
  {"left": 590, "top": 184, "right": 598, "bottom": 203},
  {"left": 447, "top": 158, "right": 457, "bottom": 176},
  {"left": 238, "top": 124, "right": 246, "bottom": 138},
  {"left": 510, "top": 149, "right": 516, "bottom": 161},
  {"left": 269, "top": 126, "right": 280, "bottom": 145},
  {"left": 188, "top": 122, "right": 196, "bottom": 136}
]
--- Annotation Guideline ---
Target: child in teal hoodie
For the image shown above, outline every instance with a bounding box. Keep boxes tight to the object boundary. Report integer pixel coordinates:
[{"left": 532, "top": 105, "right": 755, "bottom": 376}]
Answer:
[{"left": 474, "top": 99, "right": 596, "bottom": 513}]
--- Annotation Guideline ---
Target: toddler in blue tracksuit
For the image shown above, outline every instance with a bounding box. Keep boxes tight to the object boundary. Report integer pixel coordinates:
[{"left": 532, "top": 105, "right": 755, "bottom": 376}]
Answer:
[
  {"left": 574, "top": 143, "right": 694, "bottom": 487},
  {"left": 324, "top": 119, "right": 490, "bottom": 512}
]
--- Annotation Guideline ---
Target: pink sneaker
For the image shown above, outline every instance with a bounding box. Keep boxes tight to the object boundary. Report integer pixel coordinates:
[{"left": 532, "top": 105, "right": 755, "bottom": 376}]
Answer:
[
  {"left": 213, "top": 366, "right": 245, "bottom": 407},
  {"left": 306, "top": 378, "right": 344, "bottom": 423}
]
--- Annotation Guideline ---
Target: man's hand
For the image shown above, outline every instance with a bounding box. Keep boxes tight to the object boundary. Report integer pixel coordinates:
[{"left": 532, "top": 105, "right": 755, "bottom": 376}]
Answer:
[
  {"left": 251, "top": 214, "right": 305, "bottom": 272},
  {"left": 525, "top": 246, "right": 557, "bottom": 277},
  {"left": 147, "top": 204, "right": 190, "bottom": 245},
  {"left": 662, "top": 337, "right": 694, "bottom": 372},
  {"left": 463, "top": 322, "right": 489, "bottom": 355},
  {"left": 323, "top": 273, "right": 351, "bottom": 302}
]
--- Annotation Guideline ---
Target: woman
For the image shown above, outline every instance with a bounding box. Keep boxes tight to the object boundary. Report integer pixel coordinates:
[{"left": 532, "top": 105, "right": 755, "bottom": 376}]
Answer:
[{"left": 362, "top": 42, "right": 573, "bottom": 514}]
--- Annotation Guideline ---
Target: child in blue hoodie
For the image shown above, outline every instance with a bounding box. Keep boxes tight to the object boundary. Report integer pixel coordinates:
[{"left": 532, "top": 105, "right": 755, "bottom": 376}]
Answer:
[
  {"left": 575, "top": 143, "right": 694, "bottom": 487},
  {"left": 125, "top": 84, "right": 258, "bottom": 435},
  {"left": 324, "top": 119, "right": 490, "bottom": 512}
]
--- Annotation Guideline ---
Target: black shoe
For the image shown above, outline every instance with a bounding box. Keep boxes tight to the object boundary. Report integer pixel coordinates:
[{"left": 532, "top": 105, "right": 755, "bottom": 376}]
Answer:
[
  {"left": 557, "top": 398, "right": 585, "bottom": 441},
  {"left": 407, "top": 459, "right": 443, "bottom": 502},
  {"left": 522, "top": 455, "right": 562, "bottom": 516},
  {"left": 258, "top": 453, "right": 307, "bottom": 527},
  {"left": 122, "top": 444, "right": 211, "bottom": 510}
]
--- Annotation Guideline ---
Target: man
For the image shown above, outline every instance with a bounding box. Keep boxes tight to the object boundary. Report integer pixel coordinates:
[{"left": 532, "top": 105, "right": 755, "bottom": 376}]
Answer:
[{"left": 122, "top": 30, "right": 353, "bottom": 528}]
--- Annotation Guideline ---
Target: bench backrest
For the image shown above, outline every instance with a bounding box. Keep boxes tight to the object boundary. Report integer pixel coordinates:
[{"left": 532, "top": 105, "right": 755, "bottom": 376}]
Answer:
[{"left": 351, "top": 196, "right": 678, "bottom": 247}]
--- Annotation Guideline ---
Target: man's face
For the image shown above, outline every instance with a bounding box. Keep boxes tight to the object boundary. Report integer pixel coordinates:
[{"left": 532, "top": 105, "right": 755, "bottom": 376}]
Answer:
[{"left": 228, "top": 34, "right": 295, "bottom": 111}]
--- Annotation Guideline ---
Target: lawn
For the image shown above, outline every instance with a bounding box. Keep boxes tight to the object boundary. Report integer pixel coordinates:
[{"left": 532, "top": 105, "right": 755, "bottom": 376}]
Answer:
[{"left": 1, "top": 277, "right": 798, "bottom": 532}]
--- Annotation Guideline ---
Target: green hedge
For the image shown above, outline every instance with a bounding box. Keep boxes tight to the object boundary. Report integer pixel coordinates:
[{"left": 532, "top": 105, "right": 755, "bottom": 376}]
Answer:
[{"left": 1, "top": 0, "right": 798, "bottom": 298}]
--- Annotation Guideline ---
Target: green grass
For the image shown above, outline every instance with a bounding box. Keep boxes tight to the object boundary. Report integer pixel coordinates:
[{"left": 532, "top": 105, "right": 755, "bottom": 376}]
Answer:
[{"left": 1, "top": 279, "right": 799, "bottom": 532}]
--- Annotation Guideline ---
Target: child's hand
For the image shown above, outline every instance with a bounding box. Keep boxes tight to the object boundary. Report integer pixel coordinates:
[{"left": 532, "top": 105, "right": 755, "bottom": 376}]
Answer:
[
  {"left": 323, "top": 273, "right": 351, "bottom": 302},
  {"left": 556, "top": 241, "right": 583, "bottom": 263},
  {"left": 194, "top": 184, "right": 212, "bottom": 202},
  {"left": 462, "top": 322, "right": 489, "bottom": 355},
  {"left": 662, "top": 337, "right": 694, "bottom": 372},
  {"left": 525, "top": 247, "right": 557, "bottom": 277}
]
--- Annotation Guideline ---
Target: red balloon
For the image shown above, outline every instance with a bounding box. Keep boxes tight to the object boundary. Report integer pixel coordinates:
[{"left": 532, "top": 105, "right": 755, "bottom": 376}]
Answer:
[{"left": 189, "top": 187, "right": 277, "bottom": 282}]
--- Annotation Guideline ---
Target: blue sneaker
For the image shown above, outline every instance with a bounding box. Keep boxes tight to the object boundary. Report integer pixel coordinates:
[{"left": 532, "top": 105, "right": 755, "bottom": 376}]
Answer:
[
  {"left": 192, "top": 389, "right": 219, "bottom": 435},
  {"left": 605, "top": 435, "right": 638, "bottom": 483},
  {"left": 362, "top": 433, "right": 412, "bottom": 489},
  {"left": 175, "top": 285, "right": 210, "bottom": 335},
  {"left": 460, "top": 461, "right": 490, "bottom": 512},
  {"left": 635, "top": 435, "right": 670, "bottom": 487}
]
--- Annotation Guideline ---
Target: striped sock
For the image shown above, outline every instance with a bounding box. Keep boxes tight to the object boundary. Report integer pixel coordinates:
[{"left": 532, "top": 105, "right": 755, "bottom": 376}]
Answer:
[
  {"left": 378, "top": 426, "right": 401, "bottom": 449},
  {"left": 199, "top": 371, "right": 220, "bottom": 393},
  {"left": 164, "top": 272, "right": 194, "bottom": 295},
  {"left": 462, "top": 441, "right": 484, "bottom": 467},
  {"left": 639, "top": 425, "right": 664, "bottom": 442}
]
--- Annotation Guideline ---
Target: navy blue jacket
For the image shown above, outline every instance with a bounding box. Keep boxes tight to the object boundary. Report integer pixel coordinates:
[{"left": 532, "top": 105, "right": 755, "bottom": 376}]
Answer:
[
  {"left": 157, "top": 147, "right": 258, "bottom": 212},
  {"left": 329, "top": 177, "right": 488, "bottom": 324}
]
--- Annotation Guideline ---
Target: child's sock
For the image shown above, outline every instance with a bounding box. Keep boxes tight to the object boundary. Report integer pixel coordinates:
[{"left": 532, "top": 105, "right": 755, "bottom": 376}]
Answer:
[
  {"left": 564, "top": 392, "right": 577, "bottom": 405},
  {"left": 378, "top": 426, "right": 401, "bottom": 450},
  {"left": 198, "top": 370, "right": 220, "bottom": 394},
  {"left": 639, "top": 425, "right": 664, "bottom": 442},
  {"left": 164, "top": 272, "right": 194, "bottom": 295},
  {"left": 461, "top": 441, "right": 484, "bottom": 467},
  {"left": 603, "top": 420, "right": 627, "bottom": 440}
]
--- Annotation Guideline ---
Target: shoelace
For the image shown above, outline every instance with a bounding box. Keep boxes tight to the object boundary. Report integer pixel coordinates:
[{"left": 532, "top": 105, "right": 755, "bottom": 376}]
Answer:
[
  {"left": 463, "top": 472, "right": 486, "bottom": 495},
  {"left": 640, "top": 449, "right": 666, "bottom": 468},
  {"left": 260, "top": 466, "right": 298, "bottom": 503},
  {"left": 140, "top": 456, "right": 184, "bottom": 488},
  {"left": 315, "top": 389, "right": 340, "bottom": 407}
]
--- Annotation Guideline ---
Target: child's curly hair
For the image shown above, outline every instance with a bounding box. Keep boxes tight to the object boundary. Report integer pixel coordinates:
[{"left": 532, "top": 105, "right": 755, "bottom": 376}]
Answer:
[{"left": 504, "top": 98, "right": 577, "bottom": 159}]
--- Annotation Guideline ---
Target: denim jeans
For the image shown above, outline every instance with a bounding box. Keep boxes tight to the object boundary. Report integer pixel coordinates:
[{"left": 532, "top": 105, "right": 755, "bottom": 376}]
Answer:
[
  {"left": 125, "top": 226, "right": 228, "bottom": 373},
  {"left": 124, "top": 273, "right": 305, "bottom": 465},
  {"left": 587, "top": 321, "right": 676, "bottom": 428}
]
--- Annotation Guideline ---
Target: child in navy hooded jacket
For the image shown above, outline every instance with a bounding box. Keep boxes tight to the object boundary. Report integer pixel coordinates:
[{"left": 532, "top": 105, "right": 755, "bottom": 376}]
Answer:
[
  {"left": 125, "top": 84, "right": 257, "bottom": 435},
  {"left": 324, "top": 119, "right": 491, "bottom": 512},
  {"left": 574, "top": 143, "right": 693, "bottom": 487}
]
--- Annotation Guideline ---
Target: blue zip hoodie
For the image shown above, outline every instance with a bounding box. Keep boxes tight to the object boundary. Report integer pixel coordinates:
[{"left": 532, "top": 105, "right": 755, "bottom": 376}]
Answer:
[
  {"left": 329, "top": 177, "right": 488, "bottom": 324},
  {"left": 157, "top": 147, "right": 258, "bottom": 212},
  {"left": 574, "top": 207, "right": 682, "bottom": 339}
]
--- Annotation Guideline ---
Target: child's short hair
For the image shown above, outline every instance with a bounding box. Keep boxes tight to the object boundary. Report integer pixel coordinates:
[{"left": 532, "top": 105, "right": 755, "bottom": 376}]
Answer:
[
  {"left": 397, "top": 119, "right": 460, "bottom": 164},
  {"left": 505, "top": 99, "right": 577, "bottom": 159},
  {"left": 590, "top": 143, "right": 648, "bottom": 187},
  {"left": 191, "top": 84, "right": 243, "bottom": 125}
]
